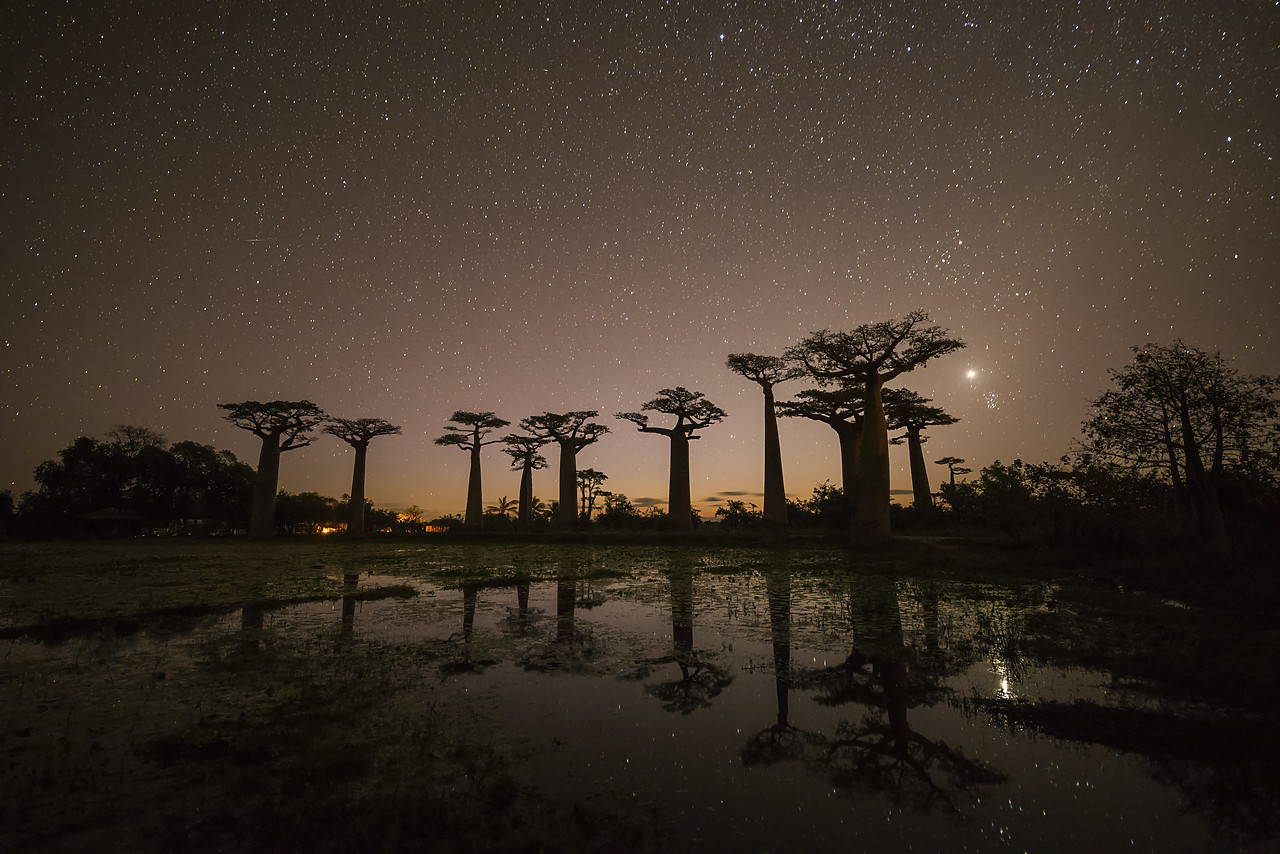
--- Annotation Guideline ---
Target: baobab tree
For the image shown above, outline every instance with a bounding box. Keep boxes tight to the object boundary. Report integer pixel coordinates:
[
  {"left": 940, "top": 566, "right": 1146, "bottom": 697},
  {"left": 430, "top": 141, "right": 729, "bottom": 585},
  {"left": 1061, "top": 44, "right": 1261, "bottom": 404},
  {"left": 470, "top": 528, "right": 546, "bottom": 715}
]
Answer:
[
  {"left": 217, "top": 400, "right": 327, "bottom": 538},
  {"left": 726, "top": 353, "right": 804, "bottom": 534},
  {"left": 1081, "top": 341, "right": 1279, "bottom": 561},
  {"left": 434, "top": 411, "right": 510, "bottom": 529},
  {"left": 322, "top": 417, "right": 402, "bottom": 536},
  {"left": 519, "top": 411, "right": 609, "bottom": 526},
  {"left": 883, "top": 389, "right": 959, "bottom": 511},
  {"left": 935, "top": 457, "right": 971, "bottom": 486},
  {"left": 776, "top": 386, "right": 865, "bottom": 496},
  {"left": 786, "top": 312, "right": 965, "bottom": 545},
  {"left": 501, "top": 434, "right": 549, "bottom": 531},
  {"left": 617, "top": 387, "right": 727, "bottom": 531}
]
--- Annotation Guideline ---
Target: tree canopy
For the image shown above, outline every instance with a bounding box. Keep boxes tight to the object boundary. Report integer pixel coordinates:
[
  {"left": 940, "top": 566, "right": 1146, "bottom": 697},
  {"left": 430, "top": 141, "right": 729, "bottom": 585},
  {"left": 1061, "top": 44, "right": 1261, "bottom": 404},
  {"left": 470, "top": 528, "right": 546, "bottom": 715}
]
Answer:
[
  {"left": 617, "top": 387, "right": 728, "bottom": 437},
  {"left": 217, "top": 400, "right": 327, "bottom": 451},
  {"left": 1081, "top": 341, "right": 1279, "bottom": 559},
  {"left": 785, "top": 312, "right": 966, "bottom": 544}
]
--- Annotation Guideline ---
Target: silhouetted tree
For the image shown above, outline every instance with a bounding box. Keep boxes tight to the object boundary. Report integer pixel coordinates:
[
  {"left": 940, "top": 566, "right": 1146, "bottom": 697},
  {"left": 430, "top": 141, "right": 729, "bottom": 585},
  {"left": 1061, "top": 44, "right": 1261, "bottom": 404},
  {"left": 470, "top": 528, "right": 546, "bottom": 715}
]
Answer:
[
  {"left": 275, "top": 490, "right": 343, "bottom": 534},
  {"left": 487, "top": 495, "right": 518, "bottom": 518},
  {"left": 786, "top": 313, "right": 965, "bottom": 545},
  {"left": 1082, "top": 341, "right": 1279, "bottom": 561},
  {"left": 597, "top": 491, "right": 645, "bottom": 530},
  {"left": 104, "top": 424, "right": 166, "bottom": 456},
  {"left": 934, "top": 456, "right": 971, "bottom": 486},
  {"left": 618, "top": 387, "right": 727, "bottom": 531},
  {"left": 776, "top": 386, "right": 866, "bottom": 495},
  {"left": 323, "top": 417, "right": 401, "bottom": 536},
  {"left": 883, "top": 389, "right": 959, "bottom": 511},
  {"left": 217, "top": 400, "right": 327, "bottom": 538},
  {"left": 576, "top": 468, "right": 608, "bottom": 522},
  {"left": 434, "top": 411, "right": 510, "bottom": 529},
  {"left": 519, "top": 411, "right": 609, "bottom": 527},
  {"left": 727, "top": 353, "right": 804, "bottom": 535},
  {"left": 501, "top": 434, "right": 550, "bottom": 531},
  {"left": 398, "top": 505, "right": 426, "bottom": 533}
]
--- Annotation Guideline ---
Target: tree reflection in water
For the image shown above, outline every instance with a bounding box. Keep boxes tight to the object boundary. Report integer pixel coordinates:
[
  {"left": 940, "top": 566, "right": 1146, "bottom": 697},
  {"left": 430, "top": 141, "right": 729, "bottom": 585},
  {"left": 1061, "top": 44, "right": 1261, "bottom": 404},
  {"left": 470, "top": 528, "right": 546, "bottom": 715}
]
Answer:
[
  {"left": 741, "top": 567, "right": 823, "bottom": 765},
  {"left": 631, "top": 564, "right": 734, "bottom": 714},
  {"left": 808, "top": 576, "right": 1004, "bottom": 811},
  {"left": 740, "top": 568, "right": 1005, "bottom": 813}
]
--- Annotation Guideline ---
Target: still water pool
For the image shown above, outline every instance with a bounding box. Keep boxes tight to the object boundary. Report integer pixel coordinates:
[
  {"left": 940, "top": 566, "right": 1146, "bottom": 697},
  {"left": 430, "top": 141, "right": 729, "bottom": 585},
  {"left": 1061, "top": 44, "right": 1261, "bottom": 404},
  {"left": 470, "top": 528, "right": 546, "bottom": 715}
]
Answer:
[{"left": 2, "top": 548, "right": 1275, "bottom": 852}]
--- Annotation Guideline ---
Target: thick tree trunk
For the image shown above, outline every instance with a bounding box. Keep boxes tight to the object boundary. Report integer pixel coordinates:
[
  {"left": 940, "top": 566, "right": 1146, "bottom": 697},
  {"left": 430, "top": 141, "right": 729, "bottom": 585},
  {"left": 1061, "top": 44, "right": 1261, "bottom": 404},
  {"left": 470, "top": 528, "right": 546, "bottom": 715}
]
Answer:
[
  {"left": 557, "top": 442, "right": 578, "bottom": 526},
  {"left": 668, "top": 433, "right": 693, "bottom": 531},
  {"left": 347, "top": 443, "right": 368, "bottom": 536},
  {"left": 249, "top": 435, "right": 281, "bottom": 539},
  {"left": 518, "top": 460, "right": 534, "bottom": 531},
  {"left": 464, "top": 443, "right": 484, "bottom": 529},
  {"left": 906, "top": 426, "right": 933, "bottom": 510},
  {"left": 761, "top": 386, "right": 788, "bottom": 533},
  {"left": 851, "top": 377, "right": 891, "bottom": 546},
  {"left": 1178, "top": 400, "right": 1231, "bottom": 561},
  {"left": 834, "top": 421, "right": 862, "bottom": 496}
]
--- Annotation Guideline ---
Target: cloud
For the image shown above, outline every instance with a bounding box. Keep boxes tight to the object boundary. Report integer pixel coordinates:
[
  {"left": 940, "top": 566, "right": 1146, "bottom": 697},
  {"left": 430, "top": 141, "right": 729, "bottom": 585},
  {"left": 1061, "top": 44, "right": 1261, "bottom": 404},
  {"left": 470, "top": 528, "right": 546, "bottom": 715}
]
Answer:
[
  {"left": 632, "top": 496, "right": 665, "bottom": 508},
  {"left": 705, "top": 490, "right": 762, "bottom": 500}
]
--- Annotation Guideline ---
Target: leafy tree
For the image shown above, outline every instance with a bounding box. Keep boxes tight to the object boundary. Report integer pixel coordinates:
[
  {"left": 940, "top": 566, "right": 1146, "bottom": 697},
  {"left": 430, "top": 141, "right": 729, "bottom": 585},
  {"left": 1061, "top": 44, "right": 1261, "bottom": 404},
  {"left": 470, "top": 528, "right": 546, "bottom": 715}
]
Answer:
[
  {"left": 487, "top": 495, "right": 519, "bottom": 518},
  {"left": 618, "top": 387, "right": 727, "bottom": 531},
  {"left": 786, "top": 312, "right": 965, "bottom": 545},
  {"left": 434, "top": 411, "right": 510, "bottom": 529},
  {"left": 726, "top": 353, "right": 804, "bottom": 533},
  {"left": 104, "top": 424, "right": 166, "bottom": 456},
  {"left": 398, "top": 505, "right": 426, "bottom": 533},
  {"left": 776, "top": 386, "right": 865, "bottom": 495},
  {"left": 1081, "top": 341, "right": 1279, "bottom": 560},
  {"left": 785, "top": 481, "right": 852, "bottom": 530},
  {"left": 217, "top": 400, "right": 327, "bottom": 538},
  {"left": 883, "top": 389, "right": 960, "bottom": 511},
  {"left": 275, "top": 490, "right": 344, "bottom": 534},
  {"left": 166, "top": 440, "right": 254, "bottom": 531},
  {"left": 519, "top": 411, "right": 609, "bottom": 527},
  {"left": 323, "top": 417, "right": 401, "bottom": 536},
  {"left": 576, "top": 468, "right": 609, "bottom": 522},
  {"left": 934, "top": 457, "right": 971, "bottom": 486},
  {"left": 597, "top": 491, "right": 646, "bottom": 530},
  {"left": 501, "top": 434, "right": 550, "bottom": 530},
  {"left": 715, "top": 499, "right": 762, "bottom": 529},
  {"left": 19, "top": 428, "right": 253, "bottom": 534}
]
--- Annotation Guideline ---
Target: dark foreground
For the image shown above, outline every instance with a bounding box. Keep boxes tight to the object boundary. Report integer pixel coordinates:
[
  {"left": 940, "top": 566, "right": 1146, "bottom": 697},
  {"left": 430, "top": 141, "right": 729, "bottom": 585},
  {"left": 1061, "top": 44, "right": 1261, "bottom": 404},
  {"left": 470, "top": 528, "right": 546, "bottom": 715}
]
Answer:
[{"left": 1, "top": 537, "right": 1277, "bottom": 852}]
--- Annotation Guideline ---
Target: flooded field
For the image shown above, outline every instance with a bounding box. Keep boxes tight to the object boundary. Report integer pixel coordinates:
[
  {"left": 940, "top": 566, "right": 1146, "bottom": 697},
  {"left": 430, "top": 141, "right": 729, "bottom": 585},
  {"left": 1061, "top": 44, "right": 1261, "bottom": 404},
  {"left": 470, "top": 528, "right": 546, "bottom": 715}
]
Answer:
[{"left": 1, "top": 540, "right": 1276, "bottom": 852}]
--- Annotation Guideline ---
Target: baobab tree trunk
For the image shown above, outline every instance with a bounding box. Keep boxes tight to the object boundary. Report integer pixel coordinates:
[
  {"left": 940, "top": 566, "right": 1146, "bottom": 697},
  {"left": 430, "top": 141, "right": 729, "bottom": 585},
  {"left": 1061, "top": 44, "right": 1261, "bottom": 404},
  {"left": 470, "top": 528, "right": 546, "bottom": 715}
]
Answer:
[
  {"left": 851, "top": 377, "right": 892, "bottom": 546},
  {"left": 557, "top": 442, "right": 578, "bottom": 526},
  {"left": 249, "top": 435, "right": 282, "bottom": 539},
  {"left": 906, "top": 426, "right": 933, "bottom": 510},
  {"left": 465, "top": 443, "right": 483, "bottom": 529},
  {"left": 347, "top": 443, "right": 368, "bottom": 536},
  {"left": 1177, "top": 400, "right": 1231, "bottom": 561},
  {"left": 834, "top": 421, "right": 862, "bottom": 496},
  {"left": 518, "top": 460, "right": 535, "bottom": 531},
  {"left": 761, "top": 385, "right": 788, "bottom": 534},
  {"left": 668, "top": 433, "right": 693, "bottom": 531}
]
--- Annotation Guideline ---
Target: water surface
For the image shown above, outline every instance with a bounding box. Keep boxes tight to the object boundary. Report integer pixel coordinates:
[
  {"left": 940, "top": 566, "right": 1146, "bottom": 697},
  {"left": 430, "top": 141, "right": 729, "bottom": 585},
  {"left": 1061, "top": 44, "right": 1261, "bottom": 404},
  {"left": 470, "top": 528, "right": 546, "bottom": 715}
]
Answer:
[{"left": 2, "top": 548, "right": 1274, "bottom": 852}]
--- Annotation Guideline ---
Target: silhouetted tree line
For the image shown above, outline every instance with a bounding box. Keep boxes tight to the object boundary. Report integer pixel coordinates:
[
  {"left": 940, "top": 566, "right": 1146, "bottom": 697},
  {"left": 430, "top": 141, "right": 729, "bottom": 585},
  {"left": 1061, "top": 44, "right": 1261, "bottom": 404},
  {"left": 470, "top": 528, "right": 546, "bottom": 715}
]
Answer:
[
  {"left": 10, "top": 314, "right": 1276, "bottom": 554},
  {"left": 13, "top": 426, "right": 254, "bottom": 536}
]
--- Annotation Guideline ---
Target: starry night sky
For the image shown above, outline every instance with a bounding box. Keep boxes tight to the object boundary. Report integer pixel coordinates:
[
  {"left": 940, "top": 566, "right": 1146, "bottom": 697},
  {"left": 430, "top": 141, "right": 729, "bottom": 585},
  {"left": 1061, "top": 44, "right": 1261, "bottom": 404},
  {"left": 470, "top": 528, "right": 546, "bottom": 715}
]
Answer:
[{"left": 4, "top": 1, "right": 1276, "bottom": 519}]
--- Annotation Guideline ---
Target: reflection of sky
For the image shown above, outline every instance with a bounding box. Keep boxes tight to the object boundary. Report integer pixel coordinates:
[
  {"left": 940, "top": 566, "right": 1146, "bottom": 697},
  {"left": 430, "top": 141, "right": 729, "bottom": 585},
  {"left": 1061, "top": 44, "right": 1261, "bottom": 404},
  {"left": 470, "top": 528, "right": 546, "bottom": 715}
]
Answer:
[{"left": 4, "top": 2, "right": 1275, "bottom": 518}]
